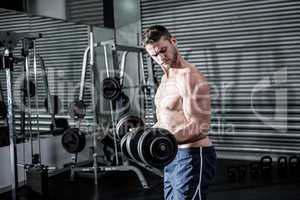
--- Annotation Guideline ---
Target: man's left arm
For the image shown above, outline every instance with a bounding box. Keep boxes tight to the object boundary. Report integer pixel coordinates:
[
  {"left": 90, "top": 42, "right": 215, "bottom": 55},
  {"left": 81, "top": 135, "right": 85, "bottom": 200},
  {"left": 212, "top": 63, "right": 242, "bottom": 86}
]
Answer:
[{"left": 173, "top": 73, "right": 211, "bottom": 144}]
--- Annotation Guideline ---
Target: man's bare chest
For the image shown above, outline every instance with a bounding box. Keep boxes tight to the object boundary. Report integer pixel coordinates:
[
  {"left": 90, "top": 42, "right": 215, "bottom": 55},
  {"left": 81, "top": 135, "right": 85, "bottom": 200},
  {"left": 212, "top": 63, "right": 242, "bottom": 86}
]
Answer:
[{"left": 155, "top": 79, "right": 183, "bottom": 110}]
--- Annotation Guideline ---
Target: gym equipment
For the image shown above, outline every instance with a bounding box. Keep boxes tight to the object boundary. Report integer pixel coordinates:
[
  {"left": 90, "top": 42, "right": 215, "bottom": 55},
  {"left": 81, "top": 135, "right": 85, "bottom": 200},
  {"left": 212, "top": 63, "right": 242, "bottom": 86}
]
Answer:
[
  {"left": 102, "top": 77, "right": 121, "bottom": 100},
  {"left": 67, "top": 35, "right": 149, "bottom": 189},
  {"left": 61, "top": 128, "right": 86, "bottom": 154},
  {"left": 121, "top": 127, "right": 177, "bottom": 168},
  {"left": 70, "top": 40, "right": 157, "bottom": 188},
  {"left": 0, "top": 82, "right": 6, "bottom": 119},
  {"left": 68, "top": 100, "right": 86, "bottom": 120},
  {"left": 26, "top": 165, "right": 48, "bottom": 196},
  {"left": 39, "top": 56, "right": 69, "bottom": 137},
  {"left": 115, "top": 92, "right": 130, "bottom": 118},
  {"left": 121, "top": 127, "right": 144, "bottom": 162},
  {"left": 0, "top": 30, "right": 41, "bottom": 200},
  {"left": 138, "top": 128, "right": 177, "bottom": 168},
  {"left": 237, "top": 164, "right": 247, "bottom": 179},
  {"left": 44, "top": 95, "right": 62, "bottom": 115},
  {"left": 227, "top": 165, "right": 238, "bottom": 181},
  {"left": 260, "top": 155, "right": 273, "bottom": 177},
  {"left": 277, "top": 156, "right": 288, "bottom": 177},
  {"left": 50, "top": 118, "right": 69, "bottom": 136},
  {"left": 0, "top": 126, "right": 9, "bottom": 146},
  {"left": 0, "top": 100, "right": 6, "bottom": 119},
  {"left": 116, "top": 115, "right": 144, "bottom": 141},
  {"left": 68, "top": 42, "right": 90, "bottom": 121},
  {"left": 22, "top": 79, "right": 35, "bottom": 98},
  {"left": 249, "top": 162, "right": 260, "bottom": 178},
  {"left": 289, "top": 155, "right": 300, "bottom": 175}
]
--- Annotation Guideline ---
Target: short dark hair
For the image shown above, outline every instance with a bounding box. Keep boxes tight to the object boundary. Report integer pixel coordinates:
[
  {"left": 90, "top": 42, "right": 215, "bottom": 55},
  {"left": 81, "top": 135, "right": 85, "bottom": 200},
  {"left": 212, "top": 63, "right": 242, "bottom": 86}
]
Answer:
[{"left": 143, "top": 25, "right": 172, "bottom": 46}]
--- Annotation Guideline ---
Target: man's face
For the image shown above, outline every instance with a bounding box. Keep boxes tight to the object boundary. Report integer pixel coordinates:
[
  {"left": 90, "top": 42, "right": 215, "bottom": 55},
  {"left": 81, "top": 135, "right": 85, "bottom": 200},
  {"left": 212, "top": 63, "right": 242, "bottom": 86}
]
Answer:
[{"left": 145, "top": 36, "right": 178, "bottom": 69}]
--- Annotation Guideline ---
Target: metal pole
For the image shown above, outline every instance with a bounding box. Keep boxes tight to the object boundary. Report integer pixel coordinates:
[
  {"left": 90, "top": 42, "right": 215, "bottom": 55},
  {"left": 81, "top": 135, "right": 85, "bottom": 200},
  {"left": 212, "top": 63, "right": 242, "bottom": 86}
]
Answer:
[
  {"left": 102, "top": 42, "right": 119, "bottom": 166},
  {"left": 79, "top": 46, "right": 90, "bottom": 101},
  {"left": 89, "top": 30, "right": 99, "bottom": 185},
  {"left": 4, "top": 49, "right": 18, "bottom": 200},
  {"left": 33, "top": 41, "right": 41, "bottom": 159},
  {"left": 25, "top": 54, "right": 34, "bottom": 162}
]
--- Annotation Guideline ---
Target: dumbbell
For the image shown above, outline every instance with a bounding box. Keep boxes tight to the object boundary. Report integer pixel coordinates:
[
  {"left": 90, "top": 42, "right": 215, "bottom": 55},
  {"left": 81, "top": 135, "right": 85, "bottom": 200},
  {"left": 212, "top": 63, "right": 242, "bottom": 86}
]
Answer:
[
  {"left": 289, "top": 155, "right": 300, "bottom": 176},
  {"left": 226, "top": 165, "right": 238, "bottom": 182},
  {"left": 249, "top": 162, "right": 260, "bottom": 179},
  {"left": 121, "top": 127, "right": 177, "bottom": 168},
  {"left": 260, "top": 155, "right": 273, "bottom": 177},
  {"left": 277, "top": 156, "right": 288, "bottom": 177},
  {"left": 116, "top": 115, "right": 177, "bottom": 168}
]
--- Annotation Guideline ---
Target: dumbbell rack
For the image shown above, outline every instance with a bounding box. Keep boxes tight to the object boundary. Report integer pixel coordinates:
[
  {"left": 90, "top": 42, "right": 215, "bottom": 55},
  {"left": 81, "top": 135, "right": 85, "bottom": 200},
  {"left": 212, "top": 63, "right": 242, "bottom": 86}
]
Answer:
[{"left": 68, "top": 34, "right": 152, "bottom": 189}]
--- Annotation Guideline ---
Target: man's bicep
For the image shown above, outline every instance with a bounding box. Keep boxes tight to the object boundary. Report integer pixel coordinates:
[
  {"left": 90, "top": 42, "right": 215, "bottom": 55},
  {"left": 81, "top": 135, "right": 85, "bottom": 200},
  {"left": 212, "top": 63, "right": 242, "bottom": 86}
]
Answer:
[{"left": 183, "top": 78, "right": 211, "bottom": 124}]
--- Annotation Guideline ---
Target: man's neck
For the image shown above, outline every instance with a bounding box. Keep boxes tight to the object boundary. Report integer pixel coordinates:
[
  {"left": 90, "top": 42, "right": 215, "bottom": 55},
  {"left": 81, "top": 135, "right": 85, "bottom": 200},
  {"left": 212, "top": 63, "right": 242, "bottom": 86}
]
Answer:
[{"left": 163, "top": 55, "right": 187, "bottom": 78}]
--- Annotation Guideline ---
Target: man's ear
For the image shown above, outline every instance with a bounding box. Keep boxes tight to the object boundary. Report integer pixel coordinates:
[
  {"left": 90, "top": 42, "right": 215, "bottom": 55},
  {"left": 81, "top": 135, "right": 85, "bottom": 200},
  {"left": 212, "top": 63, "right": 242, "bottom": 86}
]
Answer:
[{"left": 170, "top": 36, "right": 177, "bottom": 46}]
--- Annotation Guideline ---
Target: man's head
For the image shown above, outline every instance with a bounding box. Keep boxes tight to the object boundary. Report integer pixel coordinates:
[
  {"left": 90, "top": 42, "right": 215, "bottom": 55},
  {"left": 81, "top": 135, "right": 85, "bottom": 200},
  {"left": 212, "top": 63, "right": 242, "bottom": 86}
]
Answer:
[{"left": 143, "top": 25, "right": 178, "bottom": 69}]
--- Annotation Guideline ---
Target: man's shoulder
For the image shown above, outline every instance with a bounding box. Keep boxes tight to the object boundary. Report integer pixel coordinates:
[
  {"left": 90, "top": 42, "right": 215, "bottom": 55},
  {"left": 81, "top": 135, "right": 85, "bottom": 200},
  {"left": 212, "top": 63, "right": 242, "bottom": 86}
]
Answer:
[{"left": 179, "top": 65, "right": 207, "bottom": 83}]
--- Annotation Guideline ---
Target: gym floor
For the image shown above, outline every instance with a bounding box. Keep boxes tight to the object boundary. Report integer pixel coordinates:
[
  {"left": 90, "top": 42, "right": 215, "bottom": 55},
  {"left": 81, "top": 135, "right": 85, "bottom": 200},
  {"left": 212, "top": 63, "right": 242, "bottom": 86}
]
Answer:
[{"left": 1, "top": 159, "right": 300, "bottom": 200}]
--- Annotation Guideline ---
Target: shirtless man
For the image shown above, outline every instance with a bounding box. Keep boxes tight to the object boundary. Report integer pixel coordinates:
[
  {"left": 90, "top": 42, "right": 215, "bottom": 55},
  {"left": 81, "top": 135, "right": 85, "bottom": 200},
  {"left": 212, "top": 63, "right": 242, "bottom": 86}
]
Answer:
[{"left": 143, "top": 25, "right": 216, "bottom": 200}]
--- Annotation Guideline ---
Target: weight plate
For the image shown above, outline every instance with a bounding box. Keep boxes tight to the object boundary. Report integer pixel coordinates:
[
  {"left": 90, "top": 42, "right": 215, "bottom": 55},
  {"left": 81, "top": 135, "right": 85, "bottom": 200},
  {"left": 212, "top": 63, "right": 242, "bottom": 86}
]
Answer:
[
  {"left": 116, "top": 115, "right": 144, "bottom": 141},
  {"left": 61, "top": 128, "right": 86, "bottom": 154},
  {"left": 102, "top": 77, "right": 121, "bottom": 100}
]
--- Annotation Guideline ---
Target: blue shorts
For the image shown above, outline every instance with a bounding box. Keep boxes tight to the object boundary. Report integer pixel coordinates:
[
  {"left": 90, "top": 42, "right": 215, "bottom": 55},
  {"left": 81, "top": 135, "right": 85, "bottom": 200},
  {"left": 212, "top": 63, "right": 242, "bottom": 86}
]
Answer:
[{"left": 164, "top": 146, "right": 216, "bottom": 200}]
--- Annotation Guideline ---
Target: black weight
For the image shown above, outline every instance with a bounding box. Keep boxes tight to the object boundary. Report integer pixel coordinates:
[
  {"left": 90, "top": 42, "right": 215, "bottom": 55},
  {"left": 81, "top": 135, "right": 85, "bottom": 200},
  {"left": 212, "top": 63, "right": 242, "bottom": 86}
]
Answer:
[
  {"left": 249, "top": 162, "right": 260, "bottom": 178},
  {"left": 116, "top": 115, "right": 144, "bottom": 141},
  {"left": 102, "top": 77, "right": 121, "bottom": 100},
  {"left": 138, "top": 128, "right": 177, "bottom": 168},
  {"left": 289, "top": 156, "right": 300, "bottom": 175},
  {"left": 115, "top": 92, "right": 130, "bottom": 118},
  {"left": 22, "top": 79, "right": 36, "bottom": 97},
  {"left": 0, "top": 100, "right": 7, "bottom": 119},
  {"left": 237, "top": 164, "right": 248, "bottom": 179},
  {"left": 260, "top": 155, "right": 273, "bottom": 177},
  {"left": 68, "top": 100, "right": 86, "bottom": 119},
  {"left": 0, "top": 126, "right": 9, "bottom": 146},
  {"left": 61, "top": 128, "right": 86, "bottom": 154},
  {"left": 50, "top": 118, "right": 69, "bottom": 136},
  {"left": 121, "top": 127, "right": 145, "bottom": 162},
  {"left": 227, "top": 166, "right": 238, "bottom": 182},
  {"left": 277, "top": 156, "right": 288, "bottom": 177},
  {"left": 44, "top": 95, "right": 61, "bottom": 115}
]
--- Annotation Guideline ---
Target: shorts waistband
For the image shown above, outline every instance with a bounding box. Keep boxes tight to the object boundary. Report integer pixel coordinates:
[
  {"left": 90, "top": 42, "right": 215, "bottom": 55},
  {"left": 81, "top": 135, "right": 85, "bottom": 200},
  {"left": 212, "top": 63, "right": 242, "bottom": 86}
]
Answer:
[{"left": 177, "top": 146, "right": 215, "bottom": 153}]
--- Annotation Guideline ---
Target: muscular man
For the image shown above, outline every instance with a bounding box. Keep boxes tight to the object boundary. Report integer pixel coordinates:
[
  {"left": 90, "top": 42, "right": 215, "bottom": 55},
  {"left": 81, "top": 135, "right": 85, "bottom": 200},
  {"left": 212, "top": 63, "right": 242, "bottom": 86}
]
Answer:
[{"left": 143, "top": 25, "right": 216, "bottom": 200}]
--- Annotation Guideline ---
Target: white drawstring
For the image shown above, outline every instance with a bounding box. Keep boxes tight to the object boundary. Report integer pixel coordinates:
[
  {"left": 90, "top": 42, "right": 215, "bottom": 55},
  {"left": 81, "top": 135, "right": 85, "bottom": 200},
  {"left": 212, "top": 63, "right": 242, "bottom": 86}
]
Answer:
[{"left": 191, "top": 147, "right": 203, "bottom": 200}]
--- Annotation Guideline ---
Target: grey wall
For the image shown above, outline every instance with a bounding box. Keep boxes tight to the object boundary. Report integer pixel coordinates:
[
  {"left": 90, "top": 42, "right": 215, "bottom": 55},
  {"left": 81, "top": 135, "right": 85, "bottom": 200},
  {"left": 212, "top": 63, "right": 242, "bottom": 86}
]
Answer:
[
  {"left": 113, "top": 0, "right": 145, "bottom": 119},
  {"left": 140, "top": 0, "right": 300, "bottom": 160},
  {"left": 28, "top": 0, "right": 66, "bottom": 20}
]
